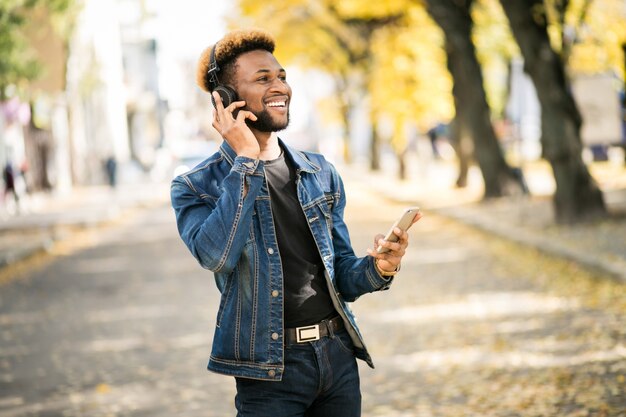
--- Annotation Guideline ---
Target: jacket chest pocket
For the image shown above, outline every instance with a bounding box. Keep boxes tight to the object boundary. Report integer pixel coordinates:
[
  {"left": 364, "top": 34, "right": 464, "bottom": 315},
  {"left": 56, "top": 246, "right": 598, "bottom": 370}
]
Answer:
[
  {"left": 305, "top": 199, "right": 332, "bottom": 240},
  {"left": 319, "top": 199, "right": 333, "bottom": 233}
]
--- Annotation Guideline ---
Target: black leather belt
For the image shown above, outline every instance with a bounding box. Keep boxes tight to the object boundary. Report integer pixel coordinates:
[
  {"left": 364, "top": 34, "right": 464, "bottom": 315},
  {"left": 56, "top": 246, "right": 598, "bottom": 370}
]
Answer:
[{"left": 285, "top": 316, "right": 344, "bottom": 344}]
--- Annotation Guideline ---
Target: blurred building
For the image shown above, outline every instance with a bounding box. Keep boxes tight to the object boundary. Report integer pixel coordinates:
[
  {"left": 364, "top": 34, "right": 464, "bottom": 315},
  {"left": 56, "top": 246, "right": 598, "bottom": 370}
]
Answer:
[
  {"left": 506, "top": 57, "right": 624, "bottom": 163},
  {"left": 0, "top": 0, "right": 237, "bottom": 199},
  {"left": 66, "top": 0, "right": 130, "bottom": 187},
  {"left": 505, "top": 57, "right": 542, "bottom": 161},
  {"left": 118, "top": 0, "right": 166, "bottom": 171},
  {"left": 0, "top": 5, "right": 72, "bottom": 195}
]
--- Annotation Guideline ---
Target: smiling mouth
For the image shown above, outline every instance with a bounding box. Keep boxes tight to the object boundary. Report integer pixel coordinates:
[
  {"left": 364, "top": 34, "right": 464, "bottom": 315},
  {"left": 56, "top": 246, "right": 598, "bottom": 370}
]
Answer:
[{"left": 266, "top": 100, "right": 287, "bottom": 108}]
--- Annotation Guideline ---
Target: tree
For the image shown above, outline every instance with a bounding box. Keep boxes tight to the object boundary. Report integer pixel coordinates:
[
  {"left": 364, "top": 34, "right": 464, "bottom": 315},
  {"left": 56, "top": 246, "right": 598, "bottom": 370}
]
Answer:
[
  {"left": 563, "top": 0, "right": 626, "bottom": 74},
  {"left": 500, "top": 0, "right": 606, "bottom": 223},
  {"left": 236, "top": 0, "right": 401, "bottom": 165},
  {"left": 367, "top": 10, "right": 454, "bottom": 178},
  {"left": 323, "top": 6, "right": 403, "bottom": 167},
  {"left": 424, "top": 0, "right": 525, "bottom": 197},
  {"left": 0, "top": 0, "right": 77, "bottom": 98},
  {"left": 0, "top": 1, "right": 41, "bottom": 98}
]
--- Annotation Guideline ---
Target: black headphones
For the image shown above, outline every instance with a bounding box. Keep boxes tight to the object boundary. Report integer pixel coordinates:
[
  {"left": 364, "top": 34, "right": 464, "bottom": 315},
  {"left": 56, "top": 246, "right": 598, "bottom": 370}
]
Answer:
[{"left": 207, "top": 42, "right": 238, "bottom": 109}]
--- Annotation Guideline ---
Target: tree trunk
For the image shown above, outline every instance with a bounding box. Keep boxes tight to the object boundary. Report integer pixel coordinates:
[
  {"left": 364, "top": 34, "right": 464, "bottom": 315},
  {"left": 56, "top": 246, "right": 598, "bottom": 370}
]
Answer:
[
  {"left": 622, "top": 43, "right": 626, "bottom": 165},
  {"left": 426, "top": 0, "right": 522, "bottom": 198},
  {"left": 339, "top": 100, "right": 352, "bottom": 164},
  {"left": 448, "top": 116, "right": 472, "bottom": 188},
  {"left": 398, "top": 148, "right": 408, "bottom": 180},
  {"left": 500, "top": 0, "right": 606, "bottom": 223},
  {"left": 370, "top": 118, "right": 380, "bottom": 171}
]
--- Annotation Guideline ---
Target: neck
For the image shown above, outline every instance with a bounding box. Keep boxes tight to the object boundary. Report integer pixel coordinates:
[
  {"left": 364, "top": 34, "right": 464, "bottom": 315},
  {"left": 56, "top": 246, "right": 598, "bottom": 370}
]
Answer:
[{"left": 254, "top": 131, "right": 282, "bottom": 161}]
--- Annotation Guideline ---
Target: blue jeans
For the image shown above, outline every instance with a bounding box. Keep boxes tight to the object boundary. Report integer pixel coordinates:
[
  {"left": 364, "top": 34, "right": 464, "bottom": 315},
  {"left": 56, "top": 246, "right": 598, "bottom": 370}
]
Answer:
[{"left": 234, "top": 329, "right": 361, "bottom": 417}]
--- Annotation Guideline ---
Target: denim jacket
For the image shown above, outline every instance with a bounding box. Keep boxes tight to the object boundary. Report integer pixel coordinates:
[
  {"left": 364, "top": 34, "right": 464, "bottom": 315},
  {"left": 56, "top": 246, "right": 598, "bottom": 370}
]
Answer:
[{"left": 170, "top": 139, "right": 394, "bottom": 381}]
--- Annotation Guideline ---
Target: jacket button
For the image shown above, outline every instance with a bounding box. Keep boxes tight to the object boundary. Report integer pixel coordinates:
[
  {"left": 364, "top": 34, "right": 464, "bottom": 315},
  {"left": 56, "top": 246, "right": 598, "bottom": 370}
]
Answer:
[
  {"left": 267, "top": 248, "right": 274, "bottom": 255},
  {"left": 271, "top": 290, "right": 279, "bottom": 297},
  {"left": 271, "top": 332, "right": 279, "bottom": 340},
  {"left": 268, "top": 370, "right": 276, "bottom": 377}
]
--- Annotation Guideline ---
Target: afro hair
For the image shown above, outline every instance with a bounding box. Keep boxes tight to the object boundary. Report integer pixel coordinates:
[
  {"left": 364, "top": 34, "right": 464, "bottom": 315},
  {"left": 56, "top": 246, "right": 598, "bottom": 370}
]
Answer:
[{"left": 196, "top": 29, "right": 276, "bottom": 93}]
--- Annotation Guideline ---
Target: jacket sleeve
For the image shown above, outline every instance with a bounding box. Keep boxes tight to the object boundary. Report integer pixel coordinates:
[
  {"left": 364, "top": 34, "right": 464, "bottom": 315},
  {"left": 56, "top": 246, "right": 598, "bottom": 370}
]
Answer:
[
  {"left": 326, "top": 164, "right": 394, "bottom": 302},
  {"left": 170, "top": 156, "right": 264, "bottom": 273}
]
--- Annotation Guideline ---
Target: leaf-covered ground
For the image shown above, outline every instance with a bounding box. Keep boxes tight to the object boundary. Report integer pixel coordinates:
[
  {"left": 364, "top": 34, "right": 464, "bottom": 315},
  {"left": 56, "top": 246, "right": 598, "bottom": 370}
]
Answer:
[
  {"left": 353, "top": 214, "right": 626, "bottom": 417},
  {"left": 1, "top": 184, "right": 623, "bottom": 417}
]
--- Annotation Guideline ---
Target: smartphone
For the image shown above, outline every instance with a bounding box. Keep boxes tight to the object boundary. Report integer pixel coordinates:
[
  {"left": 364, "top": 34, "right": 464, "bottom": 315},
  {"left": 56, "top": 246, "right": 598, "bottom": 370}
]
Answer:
[{"left": 376, "top": 206, "right": 421, "bottom": 254}]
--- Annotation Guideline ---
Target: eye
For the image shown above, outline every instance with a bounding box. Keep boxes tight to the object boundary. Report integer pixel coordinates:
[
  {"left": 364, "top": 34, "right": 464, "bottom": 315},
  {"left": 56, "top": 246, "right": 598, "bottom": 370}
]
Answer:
[{"left": 257, "top": 76, "right": 269, "bottom": 82}]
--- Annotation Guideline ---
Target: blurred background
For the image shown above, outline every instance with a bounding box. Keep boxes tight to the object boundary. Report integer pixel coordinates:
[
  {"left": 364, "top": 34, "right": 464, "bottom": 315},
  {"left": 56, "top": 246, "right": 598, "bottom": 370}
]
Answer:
[
  {"left": 1, "top": 2, "right": 626, "bottom": 416},
  {"left": 0, "top": 0, "right": 624, "bottom": 221}
]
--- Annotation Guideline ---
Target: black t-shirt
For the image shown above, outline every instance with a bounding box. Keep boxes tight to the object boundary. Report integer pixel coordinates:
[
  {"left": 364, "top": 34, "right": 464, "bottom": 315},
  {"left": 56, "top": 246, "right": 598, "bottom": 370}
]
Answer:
[{"left": 264, "top": 151, "right": 336, "bottom": 328}]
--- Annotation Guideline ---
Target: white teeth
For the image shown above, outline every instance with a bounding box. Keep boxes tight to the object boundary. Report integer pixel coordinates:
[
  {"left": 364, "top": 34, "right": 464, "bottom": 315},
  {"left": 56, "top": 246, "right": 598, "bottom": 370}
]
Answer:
[{"left": 267, "top": 101, "right": 285, "bottom": 107}]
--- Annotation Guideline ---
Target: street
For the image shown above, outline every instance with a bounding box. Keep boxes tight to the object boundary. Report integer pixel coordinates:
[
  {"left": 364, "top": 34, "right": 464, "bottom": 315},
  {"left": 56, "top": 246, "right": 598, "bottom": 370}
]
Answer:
[{"left": 0, "top": 179, "right": 625, "bottom": 417}]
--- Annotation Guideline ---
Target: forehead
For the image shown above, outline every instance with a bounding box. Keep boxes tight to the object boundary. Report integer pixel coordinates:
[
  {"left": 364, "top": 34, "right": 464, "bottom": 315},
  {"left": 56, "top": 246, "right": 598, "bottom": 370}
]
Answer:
[{"left": 234, "top": 49, "right": 283, "bottom": 77}]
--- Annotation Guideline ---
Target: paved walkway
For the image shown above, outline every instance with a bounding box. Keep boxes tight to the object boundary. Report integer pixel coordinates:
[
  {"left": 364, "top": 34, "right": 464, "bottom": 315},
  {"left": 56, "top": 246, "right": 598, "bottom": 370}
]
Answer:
[
  {"left": 0, "top": 182, "right": 170, "bottom": 270},
  {"left": 0, "top": 176, "right": 624, "bottom": 417},
  {"left": 343, "top": 177, "right": 626, "bottom": 417}
]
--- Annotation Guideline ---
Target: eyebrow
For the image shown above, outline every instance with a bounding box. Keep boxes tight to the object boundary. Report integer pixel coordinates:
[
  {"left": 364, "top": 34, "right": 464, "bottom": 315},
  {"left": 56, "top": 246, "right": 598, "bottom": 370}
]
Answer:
[{"left": 254, "top": 68, "right": 286, "bottom": 75}]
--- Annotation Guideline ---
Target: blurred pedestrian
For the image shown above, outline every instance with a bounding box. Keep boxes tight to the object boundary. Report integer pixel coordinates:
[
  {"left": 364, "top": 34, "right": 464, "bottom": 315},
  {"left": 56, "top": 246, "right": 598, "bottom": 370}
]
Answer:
[
  {"left": 3, "top": 161, "right": 20, "bottom": 209},
  {"left": 171, "top": 29, "right": 422, "bottom": 417},
  {"left": 104, "top": 156, "right": 117, "bottom": 188},
  {"left": 427, "top": 124, "right": 442, "bottom": 159}
]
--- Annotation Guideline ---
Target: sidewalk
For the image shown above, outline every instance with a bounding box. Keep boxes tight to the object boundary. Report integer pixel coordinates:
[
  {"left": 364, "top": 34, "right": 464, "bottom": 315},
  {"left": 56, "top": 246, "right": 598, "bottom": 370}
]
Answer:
[
  {"left": 340, "top": 158, "right": 626, "bottom": 283},
  {"left": 0, "top": 181, "right": 170, "bottom": 269}
]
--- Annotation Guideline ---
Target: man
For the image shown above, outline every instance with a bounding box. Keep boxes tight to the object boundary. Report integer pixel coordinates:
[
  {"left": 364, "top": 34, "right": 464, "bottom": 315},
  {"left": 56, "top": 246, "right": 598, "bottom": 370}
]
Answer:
[{"left": 171, "top": 29, "right": 421, "bottom": 417}]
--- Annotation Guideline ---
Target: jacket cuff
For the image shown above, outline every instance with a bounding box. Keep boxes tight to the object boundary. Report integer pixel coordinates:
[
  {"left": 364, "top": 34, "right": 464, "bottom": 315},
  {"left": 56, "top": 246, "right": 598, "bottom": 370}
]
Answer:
[
  {"left": 366, "top": 257, "right": 394, "bottom": 291},
  {"left": 232, "top": 156, "right": 261, "bottom": 175}
]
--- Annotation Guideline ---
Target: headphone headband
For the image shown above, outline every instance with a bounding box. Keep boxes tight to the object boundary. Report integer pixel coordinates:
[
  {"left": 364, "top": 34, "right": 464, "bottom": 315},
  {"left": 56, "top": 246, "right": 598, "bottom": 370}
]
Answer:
[
  {"left": 206, "top": 40, "right": 238, "bottom": 109},
  {"left": 207, "top": 42, "right": 220, "bottom": 90}
]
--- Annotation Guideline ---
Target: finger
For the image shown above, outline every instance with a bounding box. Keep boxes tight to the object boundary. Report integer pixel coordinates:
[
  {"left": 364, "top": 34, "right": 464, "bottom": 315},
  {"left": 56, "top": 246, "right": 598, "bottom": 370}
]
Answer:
[
  {"left": 373, "top": 233, "right": 385, "bottom": 248},
  {"left": 212, "top": 91, "right": 224, "bottom": 111},
  {"left": 411, "top": 212, "right": 423, "bottom": 225},
  {"left": 375, "top": 239, "right": 405, "bottom": 257},
  {"left": 382, "top": 243, "right": 406, "bottom": 257},
  {"left": 212, "top": 109, "right": 221, "bottom": 130},
  {"left": 226, "top": 100, "right": 247, "bottom": 113},
  {"left": 367, "top": 247, "right": 391, "bottom": 259},
  {"left": 390, "top": 228, "right": 409, "bottom": 246},
  {"left": 368, "top": 235, "right": 386, "bottom": 258},
  {"left": 213, "top": 92, "right": 232, "bottom": 124},
  {"left": 380, "top": 231, "right": 409, "bottom": 250},
  {"left": 236, "top": 110, "right": 258, "bottom": 122}
]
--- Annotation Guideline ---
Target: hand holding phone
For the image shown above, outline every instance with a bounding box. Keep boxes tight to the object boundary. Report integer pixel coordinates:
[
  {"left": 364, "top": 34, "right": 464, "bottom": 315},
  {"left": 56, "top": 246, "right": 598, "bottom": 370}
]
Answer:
[
  {"left": 376, "top": 207, "right": 421, "bottom": 254},
  {"left": 211, "top": 92, "right": 259, "bottom": 159}
]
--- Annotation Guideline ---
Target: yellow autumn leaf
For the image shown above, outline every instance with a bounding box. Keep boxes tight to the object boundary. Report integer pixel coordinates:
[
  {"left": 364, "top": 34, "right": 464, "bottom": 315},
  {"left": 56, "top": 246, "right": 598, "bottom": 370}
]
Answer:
[{"left": 95, "top": 383, "right": 111, "bottom": 394}]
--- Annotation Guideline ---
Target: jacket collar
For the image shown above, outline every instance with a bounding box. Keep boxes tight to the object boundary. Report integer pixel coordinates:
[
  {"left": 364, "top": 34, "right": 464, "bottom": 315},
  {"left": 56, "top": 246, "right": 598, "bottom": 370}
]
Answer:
[{"left": 219, "top": 138, "right": 320, "bottom": 174}]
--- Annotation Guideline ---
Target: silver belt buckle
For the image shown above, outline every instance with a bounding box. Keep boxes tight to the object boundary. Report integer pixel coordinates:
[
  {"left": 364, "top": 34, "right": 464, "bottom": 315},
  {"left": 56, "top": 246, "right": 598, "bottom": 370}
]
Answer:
[{"left": 296, "top": 324, "right": 321, "bottom": 343}]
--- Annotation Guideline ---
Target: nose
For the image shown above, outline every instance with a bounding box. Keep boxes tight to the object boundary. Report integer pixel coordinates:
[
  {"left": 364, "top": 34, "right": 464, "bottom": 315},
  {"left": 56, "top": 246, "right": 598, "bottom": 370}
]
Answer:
[{"left": 270, "top": 78, "right": 290, "bottom": 95}]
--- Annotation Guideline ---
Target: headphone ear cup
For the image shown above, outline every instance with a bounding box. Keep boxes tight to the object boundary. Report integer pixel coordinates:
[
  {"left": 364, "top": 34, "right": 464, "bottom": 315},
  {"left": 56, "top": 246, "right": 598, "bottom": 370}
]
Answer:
[{"left": 211, "top": 86, "right": 238, "bottom": 109}]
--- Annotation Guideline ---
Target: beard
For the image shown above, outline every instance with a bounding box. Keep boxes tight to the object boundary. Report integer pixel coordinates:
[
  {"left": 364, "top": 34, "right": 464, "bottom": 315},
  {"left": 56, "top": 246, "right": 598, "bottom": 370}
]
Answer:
[{"left": 245, "top": 107, "right": 290, "bottom": 133}]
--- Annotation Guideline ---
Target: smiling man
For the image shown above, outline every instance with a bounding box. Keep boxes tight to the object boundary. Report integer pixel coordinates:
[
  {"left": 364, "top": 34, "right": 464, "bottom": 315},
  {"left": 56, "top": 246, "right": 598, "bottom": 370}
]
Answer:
[{"left": 170, "top": 29, "right": 420, "bottom": 417}]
